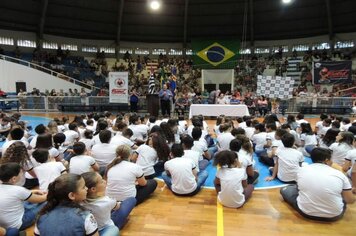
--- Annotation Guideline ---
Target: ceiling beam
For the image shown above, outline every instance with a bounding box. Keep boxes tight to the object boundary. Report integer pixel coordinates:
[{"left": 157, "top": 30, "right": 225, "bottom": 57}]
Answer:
[
  {"left": 325, "top": 0, "right": 334, "bottom": 41},
  {"left": 249, "top": 0, "right": 254, "bottom": 47},
  {"left": 183, "top": 0, "right": 189, "bottom": 53},
  {"left": 116, "top": 0, "right": 125, "bottom": 58},
  {"left": 38, "top": 0, "right": 48, "bottom": 40}
]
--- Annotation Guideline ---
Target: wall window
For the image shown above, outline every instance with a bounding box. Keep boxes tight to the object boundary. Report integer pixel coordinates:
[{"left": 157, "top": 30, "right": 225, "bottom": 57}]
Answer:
[
  {"left": 0, "top": 37, "right": 14, "bottom": 46},
  {"left": 239, "top": 48, "right": 251, "bottom": 54},
  {"left": 312, "top": 42, "right": 330, "bottom": 50},
  {"left": 168, "top": 49, "right": 182, "bottom": 56},
  {"left": 82, "top": 45, "right": 98, "bottom": 53},
  {"left": 17, "top": 39, "right": 36, "bottom": 48},
  {"left": 119, "top": 48, "right": 133, "bottom": 54},
  {"left": 61, "top": 44, "right": 78, "bottom": 51},
  {"left": 335, "top": 41, "right": 354, "bottom": 48},
  {"left": 292, "top": 44, "right": 309, "bottom": 52},
  {"left": 152, "top": 48, "right": 166, "bottom": 55},
  {"left": 254, "top": 47, "right": 269, "bottom": 54},
  {"left": 134, "top": 48, "right": 150, "bottom": 55},
  {"left": 42, "top": 42, "right": 58, "bottom": 49},
  {"left": 272, "top": 45, "right": 289, "bottom": 53},
  {"left": 99, "top": 47, "right": 115, "bottom": 54},
  {"left": 185, "top": 49, "right": 193, "bottom": 55}
]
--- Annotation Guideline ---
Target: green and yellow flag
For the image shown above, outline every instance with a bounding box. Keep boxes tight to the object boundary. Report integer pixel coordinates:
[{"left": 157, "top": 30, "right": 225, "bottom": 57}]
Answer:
[{"left": 192, "top": 40, "right": 239, "bottom": 69}]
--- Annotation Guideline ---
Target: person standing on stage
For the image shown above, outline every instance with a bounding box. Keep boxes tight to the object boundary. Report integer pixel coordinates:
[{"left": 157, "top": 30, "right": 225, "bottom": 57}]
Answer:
[{"left": 159, "top": 84, "right": 173, "bottom": 117}]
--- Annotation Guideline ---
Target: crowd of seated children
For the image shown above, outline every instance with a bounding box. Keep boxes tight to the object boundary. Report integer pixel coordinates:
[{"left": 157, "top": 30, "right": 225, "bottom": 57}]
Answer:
[{"left": 2, "top": 110, "right": 356, "bottom": 235}]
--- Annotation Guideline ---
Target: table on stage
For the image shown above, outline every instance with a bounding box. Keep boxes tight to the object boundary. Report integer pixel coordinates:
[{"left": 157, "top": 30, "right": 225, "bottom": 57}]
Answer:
[{"left": 189, "top": 104, "right": 250, "bottom": 118}]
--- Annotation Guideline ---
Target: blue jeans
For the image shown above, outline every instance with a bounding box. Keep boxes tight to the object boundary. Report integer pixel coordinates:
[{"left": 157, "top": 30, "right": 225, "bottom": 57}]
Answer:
[
  {"left": 20, "top": 202, "right": 46, "bottom": 230},
  {"left": 111, "top": 197, "right": 137, "bottom": 229},
  {"left": 99, "top": 225, "right": 120, "bottom": 236},
  {"left": 5, "top": 228, "right": 19, "bottom": 236},
  {"left": 199, "top": 159, "right": 209, "bottom": 171},
  {"left": 162, "top": 170, "right": 209, "bottom": 196}
]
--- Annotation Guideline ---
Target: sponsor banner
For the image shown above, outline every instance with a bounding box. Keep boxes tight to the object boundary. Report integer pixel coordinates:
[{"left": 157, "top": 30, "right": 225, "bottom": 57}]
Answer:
[
  {"left": 109, "top": 72, "right": 128, "bottom": 103},
  {"left": 313, "top": 61, "right": 352, "bottom": 84},
  {"left": 257, "top": 75, "right": 294, "bottom": 99}
]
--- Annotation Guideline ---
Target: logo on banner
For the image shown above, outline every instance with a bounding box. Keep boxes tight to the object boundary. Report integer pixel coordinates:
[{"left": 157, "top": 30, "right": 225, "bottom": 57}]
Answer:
[
  {"left": 115, "top": 78, "right": 125, "bottom": 88},
  {"left": 197, "top": 42, "right": 235, "bottom": 66}
]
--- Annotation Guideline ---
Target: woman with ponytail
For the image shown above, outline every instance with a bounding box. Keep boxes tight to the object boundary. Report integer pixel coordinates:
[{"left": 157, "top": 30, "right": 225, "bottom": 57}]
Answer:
[{"left": 35, "top": 173, "right": 99, "bottom": 236}]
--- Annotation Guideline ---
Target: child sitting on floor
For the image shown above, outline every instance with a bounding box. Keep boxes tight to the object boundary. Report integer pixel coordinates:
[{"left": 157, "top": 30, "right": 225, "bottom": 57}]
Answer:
[
  {"left": 81, "top": 172, "right": 136, "bottom": 233},
  {"left": 266, "top": 133, "right": 304, "bottom": 183},
  {"left": 0, "top": 163, "right": 47, "bottom": 234},
  {"left": 32, "top": 148, "right": 67, "bottom": 190},
  {"left": 162, "top": 144, "right": 208, "bottom": 196},
  {"left": 214, "top": 150, "right": 254, "bottom": 208}
]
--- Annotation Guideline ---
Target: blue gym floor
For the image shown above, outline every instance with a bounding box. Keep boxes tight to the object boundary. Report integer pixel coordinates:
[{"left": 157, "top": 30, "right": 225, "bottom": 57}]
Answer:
[{"left": 1, "top": 115, "right": 312, "bottom": 190}]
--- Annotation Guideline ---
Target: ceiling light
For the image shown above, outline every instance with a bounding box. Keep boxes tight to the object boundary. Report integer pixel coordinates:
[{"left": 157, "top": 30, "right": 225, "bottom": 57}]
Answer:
[
  {"left": 282, "top": 0, "right": 292, "bottom": 4},
  {"left": 150, "top": 0, "right": 161, "bottom": 10}
]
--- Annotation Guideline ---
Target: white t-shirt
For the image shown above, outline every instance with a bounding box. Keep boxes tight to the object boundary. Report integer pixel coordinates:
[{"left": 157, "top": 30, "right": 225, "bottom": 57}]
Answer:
[
  {"left": 82, "top": 196, "right": 116, "bottom": 230},
  {"left": 214, "top": 125, "right": 221, "bottom": 136},
  {"left": 183, "top": 149, "right": 201, "bottom": 172},
  {"left": 0, "top": 184, "right": 32, "bottom": 228},
  {"left": 238, "top": 122, "right": 247, "bottom": 129},
  {"left": 297, "top": 163, "right": 352, "bottom": 218},
  {"left": 79, "top": 138, "right": 93, "bottom": 151},
  {"left": 78, "top": 127, "right": 86, "bottom": 139},
  {"left": 34, "top": 161, "right": 66, "bottom": 190},
  {"left": 276, "top": 147, "right": 304, "bottom": 182},
  {"left": 236, "top": 150, "right": 253, "bottom": 179},
  {"left": 135, "top": 144, "right": 158, "bottom": 176},
  {"left": 266, "top": 131, "right": 276, "bottom": 143},
  {"left": 91, "top": 143, "right": 117, "bottom": 168},
  {"left": 128, "top": 124, "right": 149, "bottom": 141},
  {"left": 48, "top": 147, "right": 60, "bottom": 159},
  {"left": 110, "top": 135, "right": 135, "bottom": 148},
  {"left": 315, "top": 121, "right": 324, "bottom": 136},
  {"left": 320, "top": 126, "right": 331, "bottom": 137},
  {"left": 30, "top": 135, "right": 38, "bottom": 148},
  {"left": 217, "top": 132, "right": 235, "bottom": 151},
  {"left": 192, "top": 140, "right": 208, "bottom": 161},
  {"left": 106, "top": 161, "right": 144, "bottom": 201},
  {"left": 178, "top": 120, "right": 188, "bottom": 135},
  {"left": 69, "top": 155, "right": 96, "bottom": 175},
  {"left": 300, "top": 133, "right": 318, "bottom": 146},
  {"left": 296, "top": 119, "right": 309, "bottom": 125},
  {"left": 345, "top": 149, "right": 356, "bottom": 177},
  {"left": 329, "top": 142, "right": 353, "bottom": 166},
  {"left": 341, "top": 123, "right": 352, "bottom": 132},
  {"left": 164, "top": 158, "right": 197, "bottom": 194},
  {"left": 244, "top": 127, "right": 255, "bottom": 139},
  {"left": 91, "top": 134, "right": 101, "bottom": 146},
  {"left": 251, "top": 132, "right": 267, "bottom": 151},
  {"left": 63, "top": 130, "right": 79, "bottom": 146},
  {"left": 216, "top": 167, "right": 246, "bottom": 208}
]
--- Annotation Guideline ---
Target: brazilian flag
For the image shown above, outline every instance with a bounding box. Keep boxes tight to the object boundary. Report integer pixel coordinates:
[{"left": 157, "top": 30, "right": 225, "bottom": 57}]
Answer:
[{"left": 192, "top": 40, "right": 239, "bottom": 69}]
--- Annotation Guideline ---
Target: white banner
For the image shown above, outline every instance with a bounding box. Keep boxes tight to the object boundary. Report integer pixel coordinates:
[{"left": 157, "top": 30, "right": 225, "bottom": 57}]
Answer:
[
  {"left": 202, "top": 69, "right": 234, "bottom": 91},
  {"left": 109, "top": 72, "right": 128, "bottom": 103},
  {"left": 257, "top": 75, "right": 294, "bottom": 99}
]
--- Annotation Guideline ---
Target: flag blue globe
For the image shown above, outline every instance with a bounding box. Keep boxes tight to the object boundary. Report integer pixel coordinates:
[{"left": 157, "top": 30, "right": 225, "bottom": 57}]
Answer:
[{"left": 206, "top": 46, "right": 225, "bottom": 63}]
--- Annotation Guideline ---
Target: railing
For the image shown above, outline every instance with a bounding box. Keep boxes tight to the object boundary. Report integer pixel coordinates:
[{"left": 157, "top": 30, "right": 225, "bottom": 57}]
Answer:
[
  {"left": 13, "top": 95, "right": 356, "bottom": 115},
  {"left": 0, "top": 54, "right": 100, "bottom": 91}
]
